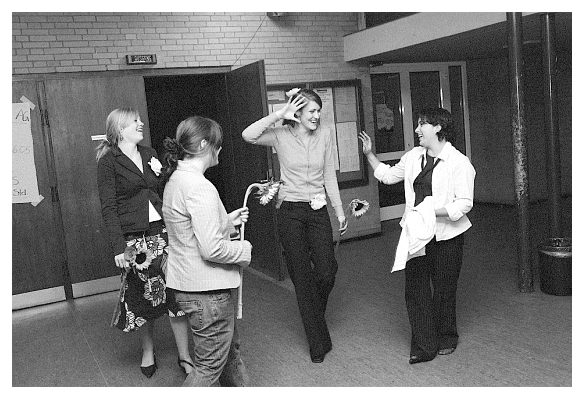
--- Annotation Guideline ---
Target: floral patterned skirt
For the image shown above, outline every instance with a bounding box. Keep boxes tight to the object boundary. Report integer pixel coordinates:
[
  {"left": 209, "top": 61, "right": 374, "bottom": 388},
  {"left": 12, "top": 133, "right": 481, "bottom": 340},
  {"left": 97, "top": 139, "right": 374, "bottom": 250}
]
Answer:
[{"left": 111, "top": 221, "right": 185, "bottom": 333}]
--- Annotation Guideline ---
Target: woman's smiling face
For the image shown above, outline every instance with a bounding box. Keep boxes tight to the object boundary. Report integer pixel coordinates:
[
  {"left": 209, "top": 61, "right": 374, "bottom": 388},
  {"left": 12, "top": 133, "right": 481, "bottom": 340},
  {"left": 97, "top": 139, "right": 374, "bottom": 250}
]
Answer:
[
  {"left": 415, "top": 118, "right": 440, "bottom": 148},
  {"left": 120, "top": 115, "right": 144, "bottom": 144},
  {"left": 297, "top": 100, "right": 321, "bottom": 131}
]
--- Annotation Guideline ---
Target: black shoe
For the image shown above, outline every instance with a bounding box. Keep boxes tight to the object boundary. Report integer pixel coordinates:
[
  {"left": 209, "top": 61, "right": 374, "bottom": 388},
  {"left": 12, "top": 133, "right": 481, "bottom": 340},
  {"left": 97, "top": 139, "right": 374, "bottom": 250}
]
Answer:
[
  {"left": 311, "top": 345, "right": 332, "bottom": 363},
  {"left": 141, "top": 355, "right": 157, "bottom": 378},
  {"left": 438, "top": 347, "right": 456, "bottom": 355},
  {"left": 177, "top": 357, "right": 195, "bottom": 374},
  {"left": 408, "top": 353, "right": 436, "bottom": 365},
  {"left": 311, "top": 355, "right": 325, "bottom": 363}
]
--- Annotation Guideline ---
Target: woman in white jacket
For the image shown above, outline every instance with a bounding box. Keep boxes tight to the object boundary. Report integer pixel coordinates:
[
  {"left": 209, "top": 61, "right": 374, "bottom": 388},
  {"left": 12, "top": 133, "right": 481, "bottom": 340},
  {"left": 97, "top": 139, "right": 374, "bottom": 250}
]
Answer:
[{"left": 359, "top": 107, "right": 475, "bottom": 364}]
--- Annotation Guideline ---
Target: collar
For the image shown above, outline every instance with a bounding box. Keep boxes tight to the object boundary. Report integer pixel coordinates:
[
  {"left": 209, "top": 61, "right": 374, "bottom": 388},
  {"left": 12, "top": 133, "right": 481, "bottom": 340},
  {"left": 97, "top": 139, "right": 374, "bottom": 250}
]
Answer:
[
  {"left": 176, "top": 159, "right": 205, "bottom": 174},
  {"left": 419, "top": 141, "right": 454, "bottom": 162}
]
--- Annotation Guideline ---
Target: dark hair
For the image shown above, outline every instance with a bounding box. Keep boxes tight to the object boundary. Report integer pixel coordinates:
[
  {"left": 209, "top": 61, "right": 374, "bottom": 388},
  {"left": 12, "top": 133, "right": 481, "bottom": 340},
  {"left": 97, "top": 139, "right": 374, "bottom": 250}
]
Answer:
[
  {"left": 162, "top": 115, "right": 223, "bottom": 181},
  {"left": 282, "top": 88, "right": 323, "bottom": 127},
  {"left": 417, "top": 107, "right": 455, "bottom": 143},
  {"left": 96, "top": 107, "right": 140, "bottom": 161}
]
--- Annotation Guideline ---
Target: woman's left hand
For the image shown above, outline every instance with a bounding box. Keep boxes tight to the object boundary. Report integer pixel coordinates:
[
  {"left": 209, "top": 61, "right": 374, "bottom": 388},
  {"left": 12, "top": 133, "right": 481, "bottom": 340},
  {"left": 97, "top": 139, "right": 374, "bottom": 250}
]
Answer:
[
  {"left": 338, "top": 216, "right": 348, "bottom": 236},
  {"left": 229, "top": 207, "right": 249, "bottom": 227}
]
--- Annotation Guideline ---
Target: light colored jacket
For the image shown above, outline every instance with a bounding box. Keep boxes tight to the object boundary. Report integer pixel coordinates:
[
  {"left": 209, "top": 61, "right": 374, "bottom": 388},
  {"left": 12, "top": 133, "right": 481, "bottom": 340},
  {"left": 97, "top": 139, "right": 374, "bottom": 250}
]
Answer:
[
  {"left": 374, "top": 141, "right": 475, "bottom": 241},
  {"left": 162, "top": 160, "right": 252, "bottom": 292}
]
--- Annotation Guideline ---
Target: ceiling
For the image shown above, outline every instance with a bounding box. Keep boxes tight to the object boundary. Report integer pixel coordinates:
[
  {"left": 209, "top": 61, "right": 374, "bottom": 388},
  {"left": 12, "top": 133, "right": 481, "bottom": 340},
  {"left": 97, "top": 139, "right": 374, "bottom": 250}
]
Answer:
[{"left": 363, "top": 12, "right": 572, "bottom": 64}]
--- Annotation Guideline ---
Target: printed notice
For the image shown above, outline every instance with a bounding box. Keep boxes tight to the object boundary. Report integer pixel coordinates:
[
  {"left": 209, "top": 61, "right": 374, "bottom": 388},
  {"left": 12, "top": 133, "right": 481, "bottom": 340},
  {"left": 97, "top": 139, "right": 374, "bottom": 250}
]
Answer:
[
  {"left": 13, "top": 103, "right": 43, "bottom": 206},
  {"left": 314, "top": 88, "right": 339, "bottom": 169},
  {"left": 336, "top": 121, "right": 360, "bottom": 173}
]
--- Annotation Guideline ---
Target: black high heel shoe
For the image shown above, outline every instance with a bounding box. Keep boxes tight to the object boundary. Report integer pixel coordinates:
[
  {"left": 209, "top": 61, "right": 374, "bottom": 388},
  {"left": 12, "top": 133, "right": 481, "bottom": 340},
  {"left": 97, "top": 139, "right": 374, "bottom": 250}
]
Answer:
[
  {"left": 177, "top": 357, "right": 195, "bottom": 374},
  {"left": 141, "top": 354, "right": 157, "bottom": 378}
]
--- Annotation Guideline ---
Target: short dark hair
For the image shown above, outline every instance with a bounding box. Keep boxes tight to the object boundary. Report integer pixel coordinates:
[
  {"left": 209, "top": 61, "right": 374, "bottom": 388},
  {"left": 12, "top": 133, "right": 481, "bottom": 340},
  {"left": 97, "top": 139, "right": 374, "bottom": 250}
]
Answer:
[{"left": 417, "top": 107, "right": 455, "bottom": 143}]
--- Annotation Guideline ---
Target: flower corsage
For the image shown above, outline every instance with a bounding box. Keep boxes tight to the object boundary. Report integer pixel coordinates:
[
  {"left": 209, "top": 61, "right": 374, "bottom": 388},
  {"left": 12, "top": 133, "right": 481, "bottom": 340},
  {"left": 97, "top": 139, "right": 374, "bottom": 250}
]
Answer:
[
  {"left": 286, "top": 88, "right": 301, "bottom": 98},
  {"left": 148, "top": 156, "right": 162, "bottom": 176},
  {"left": 310, "top": 193, "right": 327, "bottom": 210}
]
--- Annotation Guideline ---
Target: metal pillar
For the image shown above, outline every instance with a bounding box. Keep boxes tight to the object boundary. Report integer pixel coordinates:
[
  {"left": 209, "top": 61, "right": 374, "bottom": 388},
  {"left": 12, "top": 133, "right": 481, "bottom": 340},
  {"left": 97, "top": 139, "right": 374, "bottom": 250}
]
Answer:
[
  {"left": 541, "top": 13, "right": 563, "bottom": 238},
  {"left": 506, "top": 12, "right": 533, "bottom": 292}
]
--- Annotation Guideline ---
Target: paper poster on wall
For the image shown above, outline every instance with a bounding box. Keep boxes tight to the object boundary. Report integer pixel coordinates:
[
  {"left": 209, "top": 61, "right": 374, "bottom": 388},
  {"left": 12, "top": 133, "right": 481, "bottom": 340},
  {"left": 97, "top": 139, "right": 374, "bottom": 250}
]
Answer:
[
  {"left": 375, "top": 103, "right": 394, "bottom": 130},
  {"left": 333, "top": 86, "right": 357, "bottom": 123},
  {"left": 314, "top": 88, "right": 339, "bottom": 170},
  {"left": 336, "top": 121, "right": 360, "bottom": 173},
  {"left": 13, "top": 103, "right": 43, "bottom": 206},
  {"left": 267, "top": 90, "right": 285, "bottom": 102}
]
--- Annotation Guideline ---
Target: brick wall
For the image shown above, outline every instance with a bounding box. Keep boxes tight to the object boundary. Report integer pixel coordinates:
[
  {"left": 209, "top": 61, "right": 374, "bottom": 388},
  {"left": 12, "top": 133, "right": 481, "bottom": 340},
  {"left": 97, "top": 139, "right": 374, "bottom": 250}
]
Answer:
[
  {"left": 12, "top": 12, "right": 368, "bottom": 84},
  {"left": 12, "top": 11, "right": 381, "bottom": 238}
]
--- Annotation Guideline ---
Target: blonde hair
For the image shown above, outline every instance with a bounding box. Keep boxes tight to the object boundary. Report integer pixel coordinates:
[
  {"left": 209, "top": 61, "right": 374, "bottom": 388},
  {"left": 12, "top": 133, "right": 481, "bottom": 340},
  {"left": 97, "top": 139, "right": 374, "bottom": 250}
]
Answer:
[{"left": 95, "top": 107, "right": 140, "bottom": 161}]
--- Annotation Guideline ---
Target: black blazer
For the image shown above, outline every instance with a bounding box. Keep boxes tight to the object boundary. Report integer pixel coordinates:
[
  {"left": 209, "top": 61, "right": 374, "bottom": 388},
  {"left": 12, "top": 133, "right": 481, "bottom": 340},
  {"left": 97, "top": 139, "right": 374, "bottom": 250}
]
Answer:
[{"left": 97, "top": 144, "right": 164, "bottom": 256}]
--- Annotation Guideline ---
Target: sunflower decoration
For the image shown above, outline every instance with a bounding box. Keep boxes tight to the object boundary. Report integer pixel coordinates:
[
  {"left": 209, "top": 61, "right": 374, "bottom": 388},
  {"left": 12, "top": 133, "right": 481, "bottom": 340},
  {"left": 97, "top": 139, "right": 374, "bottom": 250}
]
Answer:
[
  {"left": 124, "top": 241, "right": 155, "bottom": 271},
  {"left": 335, "top": 198, "right": 371, "bottom": 253},
  {"left": 255, "top": 178, "right": 284, "bottom": 205},
  {"left": 349, "top": 199, "right": 370, "bottom": 218}
]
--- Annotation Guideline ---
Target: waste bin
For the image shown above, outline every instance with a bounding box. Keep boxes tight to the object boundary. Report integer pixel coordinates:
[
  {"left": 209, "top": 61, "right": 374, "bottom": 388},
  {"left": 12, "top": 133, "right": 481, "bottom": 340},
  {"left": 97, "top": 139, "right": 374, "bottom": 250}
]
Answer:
[{"left": 538, "top": 237, "right": 571, "bottom": 296}]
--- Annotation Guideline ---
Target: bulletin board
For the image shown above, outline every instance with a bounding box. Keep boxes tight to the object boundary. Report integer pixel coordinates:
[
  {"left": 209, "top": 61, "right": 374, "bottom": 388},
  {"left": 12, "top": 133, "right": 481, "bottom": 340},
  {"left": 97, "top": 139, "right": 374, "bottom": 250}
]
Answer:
[{"left": 266, "top": 79, "right": 368, "bottom": 189}]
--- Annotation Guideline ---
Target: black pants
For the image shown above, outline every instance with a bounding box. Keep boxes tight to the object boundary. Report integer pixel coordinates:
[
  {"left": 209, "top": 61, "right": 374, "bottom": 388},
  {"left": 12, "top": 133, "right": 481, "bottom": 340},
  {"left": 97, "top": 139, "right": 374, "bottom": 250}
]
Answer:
[
  {"left": 405, "top": 234, "right": 464, "bottom": 358},
  {"left": 277, "top": 201, "right": 337, "bottom": 358}
]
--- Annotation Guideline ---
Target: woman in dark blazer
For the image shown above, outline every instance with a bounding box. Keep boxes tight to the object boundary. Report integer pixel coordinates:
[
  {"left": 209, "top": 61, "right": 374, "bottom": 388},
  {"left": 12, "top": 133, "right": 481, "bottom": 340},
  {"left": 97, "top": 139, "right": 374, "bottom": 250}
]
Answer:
[{"left": 96, "top": 107, "right": 194, "bottom": 378}]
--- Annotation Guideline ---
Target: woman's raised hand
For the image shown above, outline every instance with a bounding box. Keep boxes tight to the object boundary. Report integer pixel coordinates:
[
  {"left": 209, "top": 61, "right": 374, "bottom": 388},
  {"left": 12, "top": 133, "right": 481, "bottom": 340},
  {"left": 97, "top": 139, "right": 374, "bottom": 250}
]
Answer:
[
  {"left": 275, "top": 95, "right": 307, "bottom": 123},
  {"left": 358, "top": 131, "right": 373, "bottom": 155}
]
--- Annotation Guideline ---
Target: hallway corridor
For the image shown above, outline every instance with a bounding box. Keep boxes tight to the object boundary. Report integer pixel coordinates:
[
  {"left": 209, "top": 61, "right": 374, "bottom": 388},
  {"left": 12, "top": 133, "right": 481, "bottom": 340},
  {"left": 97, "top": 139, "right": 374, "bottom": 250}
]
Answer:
[{"left": 12, "top": 201, "right": 572, "bottom": 386}]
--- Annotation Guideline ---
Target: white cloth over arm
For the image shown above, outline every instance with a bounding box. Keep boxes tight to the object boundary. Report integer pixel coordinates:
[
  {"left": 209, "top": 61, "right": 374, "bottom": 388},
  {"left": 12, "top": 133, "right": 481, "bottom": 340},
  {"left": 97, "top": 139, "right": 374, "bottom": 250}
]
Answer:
[{"left": 392, "top": 196, "right": 436, "bottom": 272}]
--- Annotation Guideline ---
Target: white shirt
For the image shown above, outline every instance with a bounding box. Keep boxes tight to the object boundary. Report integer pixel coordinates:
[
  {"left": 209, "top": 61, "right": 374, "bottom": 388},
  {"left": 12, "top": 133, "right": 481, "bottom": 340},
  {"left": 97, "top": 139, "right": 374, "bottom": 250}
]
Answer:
[{"left": 374, "top": 142, "right": 476, "bottom": 241}]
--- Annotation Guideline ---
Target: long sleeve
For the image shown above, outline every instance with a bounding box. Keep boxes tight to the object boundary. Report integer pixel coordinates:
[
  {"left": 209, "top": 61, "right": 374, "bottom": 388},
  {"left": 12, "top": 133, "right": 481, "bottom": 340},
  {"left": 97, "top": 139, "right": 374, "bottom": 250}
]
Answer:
[
  {"left": 323, "top": 129, "right": 344, "bottom": 218},
  {"left": 96, "top": 155, "right": 126, "bottom": 256},
  {"left": 241, "top": 113, "right": 280, "bottom": 146},
  {"left": 374, "top": 153, "right": 406, "bottom": 186},
  {"left": 185, "top": 184, "right": 252, "bottom": 267},
  {"left": 444, "top": 157, "right": 475, "bottom": 221}
]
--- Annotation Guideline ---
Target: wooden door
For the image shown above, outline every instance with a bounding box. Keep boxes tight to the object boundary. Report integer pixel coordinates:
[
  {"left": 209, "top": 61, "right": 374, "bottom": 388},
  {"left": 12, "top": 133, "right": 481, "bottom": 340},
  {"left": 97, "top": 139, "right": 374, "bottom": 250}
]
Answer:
[
  {"left": 12, "top": 80, "right": 68, "bottom": 308},
  {"left": 44, "top": 76, "right": 150, "bottom": 297},
  {"left": 225, "top": 61, "right": 284, "bottom": 280}
]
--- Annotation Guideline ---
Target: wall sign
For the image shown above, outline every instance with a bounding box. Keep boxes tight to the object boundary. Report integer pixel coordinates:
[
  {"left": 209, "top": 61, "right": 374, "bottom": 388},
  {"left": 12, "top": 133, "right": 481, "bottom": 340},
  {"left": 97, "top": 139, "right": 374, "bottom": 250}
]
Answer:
[
  {"left": 126, "top": 54, "right": 157, "bottom": 65},
  {"left": 13, "top": 102, "right": 44, "bottom": 206}
]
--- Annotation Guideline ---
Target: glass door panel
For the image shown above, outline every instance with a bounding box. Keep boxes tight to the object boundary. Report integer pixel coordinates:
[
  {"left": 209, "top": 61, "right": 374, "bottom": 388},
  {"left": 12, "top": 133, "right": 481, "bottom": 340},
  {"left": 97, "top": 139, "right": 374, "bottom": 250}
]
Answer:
[
  {"left": 449, "top": 65, "right": 467, "bottom": 155},
  {"left": 409, "top": 71, "right": 441, "bottom": 146},
  {"left": 370, "top": 62, "right": 470, "bottom": 222}
]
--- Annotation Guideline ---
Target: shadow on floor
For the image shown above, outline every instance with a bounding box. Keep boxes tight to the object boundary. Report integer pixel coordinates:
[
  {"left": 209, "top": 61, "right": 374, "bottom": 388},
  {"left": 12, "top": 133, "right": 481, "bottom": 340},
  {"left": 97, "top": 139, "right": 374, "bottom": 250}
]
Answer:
[{"left": 12, "top": 201, "right": 572, "bottom": 386}]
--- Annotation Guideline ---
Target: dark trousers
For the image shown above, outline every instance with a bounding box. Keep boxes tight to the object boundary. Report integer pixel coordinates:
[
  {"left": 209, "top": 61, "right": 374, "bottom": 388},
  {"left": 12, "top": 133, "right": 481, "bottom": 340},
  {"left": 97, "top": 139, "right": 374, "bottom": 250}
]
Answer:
[
  {"left": 277, "top": 201, "right": 337, "bottom": 358},
  {"left": 404, "top": 234, "right": 464, "bottom": 357}
]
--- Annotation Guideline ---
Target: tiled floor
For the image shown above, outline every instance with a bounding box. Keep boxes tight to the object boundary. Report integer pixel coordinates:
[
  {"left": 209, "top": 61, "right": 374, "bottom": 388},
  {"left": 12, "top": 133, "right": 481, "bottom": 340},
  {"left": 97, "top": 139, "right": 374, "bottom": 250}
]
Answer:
[{"left": 12, "top": 201, "right": 573, "bottom": 386}]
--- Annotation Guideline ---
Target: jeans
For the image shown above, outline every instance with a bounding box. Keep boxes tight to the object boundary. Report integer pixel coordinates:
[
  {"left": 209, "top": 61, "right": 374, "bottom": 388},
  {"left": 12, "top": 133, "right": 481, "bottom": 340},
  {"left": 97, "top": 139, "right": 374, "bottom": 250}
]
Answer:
[
  {"left": 174, "top": 288, "right": 248, "bottom": 386},
  {"left": 277, "top": 201, "right": 337, "bottom": 359}
]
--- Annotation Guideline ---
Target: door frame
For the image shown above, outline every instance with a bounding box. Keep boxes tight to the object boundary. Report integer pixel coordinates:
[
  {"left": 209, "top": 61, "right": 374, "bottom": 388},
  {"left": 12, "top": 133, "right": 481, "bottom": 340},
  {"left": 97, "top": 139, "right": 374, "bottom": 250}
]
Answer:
[{"left": 370, "top": 61, "right": 471, "bottom": 221}]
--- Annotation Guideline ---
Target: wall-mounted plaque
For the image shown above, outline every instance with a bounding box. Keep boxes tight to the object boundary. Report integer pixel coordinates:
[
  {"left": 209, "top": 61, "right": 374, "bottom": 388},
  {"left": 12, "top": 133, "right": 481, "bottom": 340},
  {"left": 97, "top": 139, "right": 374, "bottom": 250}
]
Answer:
[{"left": 126, "top": 54, "right": 157, "bottom": 65}]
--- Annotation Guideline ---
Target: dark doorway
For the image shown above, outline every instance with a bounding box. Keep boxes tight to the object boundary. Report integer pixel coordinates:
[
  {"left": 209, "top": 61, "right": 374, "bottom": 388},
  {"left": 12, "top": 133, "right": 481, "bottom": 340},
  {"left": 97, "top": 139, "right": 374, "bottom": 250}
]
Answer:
[{"left": 144, "top": 74, "right": 229, "bottom": 202}]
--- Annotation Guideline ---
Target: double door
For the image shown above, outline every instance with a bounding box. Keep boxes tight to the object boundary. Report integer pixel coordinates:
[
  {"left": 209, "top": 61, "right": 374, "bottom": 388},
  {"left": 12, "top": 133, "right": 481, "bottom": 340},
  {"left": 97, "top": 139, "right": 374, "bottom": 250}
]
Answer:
[
  {"left": 12, "top": 61, "right": 282, "bottom": 308},
  {"left": 370, "top": 62, "right": 471, "bottom": 221}
]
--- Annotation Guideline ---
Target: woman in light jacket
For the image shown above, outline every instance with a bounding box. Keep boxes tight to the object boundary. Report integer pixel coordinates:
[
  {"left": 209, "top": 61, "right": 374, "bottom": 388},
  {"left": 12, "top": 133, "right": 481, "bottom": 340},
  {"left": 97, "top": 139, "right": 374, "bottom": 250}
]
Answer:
[
  {"left": 162, "top": 116, "right": 252, "bottom": 386},
  {"left": 242, "top": 88, "right": 347, "bottom": 363},
  {"left": 359, "top": 107, "right": 475, "bottom": 364}
]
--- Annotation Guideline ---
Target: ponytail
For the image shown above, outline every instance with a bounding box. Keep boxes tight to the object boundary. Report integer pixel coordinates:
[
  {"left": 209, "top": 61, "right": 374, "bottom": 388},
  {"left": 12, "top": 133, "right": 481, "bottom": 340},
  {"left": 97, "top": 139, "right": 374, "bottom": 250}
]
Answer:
[
  {"left": 161, "top": 136, "right": 183, "bottom": 183},
  {"left": 95, "top": 139, "right": 112, "bottom": 162}
]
